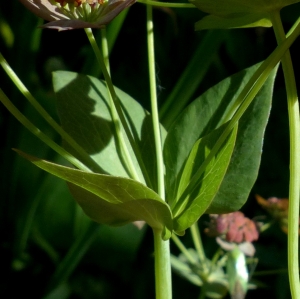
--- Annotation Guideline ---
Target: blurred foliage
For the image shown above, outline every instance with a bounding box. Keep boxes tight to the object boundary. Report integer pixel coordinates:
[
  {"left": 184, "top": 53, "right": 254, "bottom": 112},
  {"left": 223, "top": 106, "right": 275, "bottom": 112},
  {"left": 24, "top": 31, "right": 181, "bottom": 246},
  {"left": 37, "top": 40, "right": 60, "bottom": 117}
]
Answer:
[{"left": 1, "top": 1, "right": 300, "bottom": 298}]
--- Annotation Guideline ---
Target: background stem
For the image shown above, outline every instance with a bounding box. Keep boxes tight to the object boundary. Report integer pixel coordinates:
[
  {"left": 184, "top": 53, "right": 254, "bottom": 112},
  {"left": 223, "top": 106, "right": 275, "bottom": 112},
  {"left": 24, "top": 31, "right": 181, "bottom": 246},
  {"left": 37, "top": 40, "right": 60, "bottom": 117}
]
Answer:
[
  {"left": 0, "top": 52, "right": 101, "bottom": 173},
  {"left": 0, "top": 89, "right": 90, "bottom": 172}
]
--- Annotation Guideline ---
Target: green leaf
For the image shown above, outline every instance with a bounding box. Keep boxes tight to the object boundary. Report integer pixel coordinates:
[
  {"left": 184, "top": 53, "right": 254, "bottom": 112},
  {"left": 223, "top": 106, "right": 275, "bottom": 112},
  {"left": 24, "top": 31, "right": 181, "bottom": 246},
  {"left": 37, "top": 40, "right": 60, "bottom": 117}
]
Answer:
[
  {"left": 195, "top": 13, "right": 272, "bottom": 31},
  {"left": 191, "top": 0, "right": 300, "bottom": 30},
  {"left": 14, "top": 150, "right": 173, "bottom": 239},
  {"left": 164, "top": 63, "right": 276, "bottom": 213},
  {"left": 53, "top": 71, "right": 166, "bottom": 192},
  {"left": 207, "top": 67, "right": 277, "bottom": 213},
  {"left": 172, "top": 124, "right": 237, "bottom": 233},
  {"left": 190, "top": 0, "right": 300, "bottom": 16}
]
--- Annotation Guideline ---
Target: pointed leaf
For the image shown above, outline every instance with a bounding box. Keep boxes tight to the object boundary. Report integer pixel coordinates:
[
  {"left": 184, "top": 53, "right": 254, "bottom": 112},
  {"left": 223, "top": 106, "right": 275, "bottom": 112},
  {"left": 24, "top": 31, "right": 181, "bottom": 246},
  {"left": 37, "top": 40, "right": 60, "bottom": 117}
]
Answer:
[
  {"left": 15, "top": 150, "right": 173, "bottom": 239},
  {"left": 173, "top": 124, "right": 237, "bottom": 232},
  {"left": 164, "top": 63, "right": 276, "bottom": 213},
  {"left": 207, "top": 67, "right": 277, "bottom": 213}
]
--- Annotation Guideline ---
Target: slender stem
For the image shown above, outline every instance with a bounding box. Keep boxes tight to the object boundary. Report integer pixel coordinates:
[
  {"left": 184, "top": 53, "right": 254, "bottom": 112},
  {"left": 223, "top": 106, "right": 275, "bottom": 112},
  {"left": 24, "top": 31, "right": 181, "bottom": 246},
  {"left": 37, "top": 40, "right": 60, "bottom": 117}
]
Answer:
[
  {"left": 0, "top": 89, "right": 90, "bottom": 172},
  {"left": 138, "top": 0, "right": 194, "bottom": 8},
  {"left": 171, "top": 234, "right": 196, "bottom": 265},
  {"left": 101, "top": 28, "right": 110, "bottom": 74},
  {"left": 147, "top": 5, "right": 165, "bottom": 198},
  {"left": 190, "top": 224, "right": 208, "bottom": 273},
  {"left": 84, "top": 28, "right": 152, "bottom": 187},
  {"left": 98, "top": 28, "right": 140, "bottom": 181},
  {"left": 270, "top": 10, "right": 300, "bottom": 299},
  {"left": 153, "top": 229, "right": 172, "bottom": 299},
  {"left": 0, "top": 52, "right": 101, "bottom": 173},
  {"left": 172, "top": 20, "right": 300, "bottom": 217}
]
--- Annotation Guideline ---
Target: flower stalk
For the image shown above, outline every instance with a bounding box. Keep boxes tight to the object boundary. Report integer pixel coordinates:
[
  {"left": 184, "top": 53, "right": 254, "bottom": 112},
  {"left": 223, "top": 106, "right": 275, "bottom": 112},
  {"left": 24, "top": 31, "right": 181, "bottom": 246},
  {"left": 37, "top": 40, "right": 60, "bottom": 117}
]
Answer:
[
  {"left": 270, "top": 10, "right": 300, "bottom": 299},
  {"left": 147, "top": 5, "right": 171, "bottom": 299}
]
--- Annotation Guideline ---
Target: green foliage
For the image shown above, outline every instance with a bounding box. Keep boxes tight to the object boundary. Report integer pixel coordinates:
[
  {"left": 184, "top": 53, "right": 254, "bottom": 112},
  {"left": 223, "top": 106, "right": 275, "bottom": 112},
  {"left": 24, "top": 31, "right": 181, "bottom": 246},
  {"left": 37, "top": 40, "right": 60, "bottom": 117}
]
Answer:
[
  {"left": 172, "top": 124, "right": 238, "bottom": 233},
  {"left": 14, "top": 150, "right": 173, "bottom": 239},
  {"left": 165, "top": 64, "right": 276, "bottom": 215},
  {"left": 16, "top": 62, "right": 277, "bottom": 239},
  {"left": 1, "top": 1, "right": 298, "bottom": 298},
  {"left": 191, "top": 0, "right": 300, "bottom": 30}
]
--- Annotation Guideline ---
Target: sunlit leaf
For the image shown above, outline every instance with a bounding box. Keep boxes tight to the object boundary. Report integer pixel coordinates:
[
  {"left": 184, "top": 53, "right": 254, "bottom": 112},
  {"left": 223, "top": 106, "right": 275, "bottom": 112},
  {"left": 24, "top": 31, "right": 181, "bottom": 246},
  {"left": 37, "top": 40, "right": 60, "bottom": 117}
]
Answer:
[
  {"left": 53, "top": 71, "right": 166, "bottom": 191},
  {"left": 15, "top": 150, "right": 173, "bottom": 239},
  {"left": 172, "top": 124, "right": 237, "bottom": 232}
]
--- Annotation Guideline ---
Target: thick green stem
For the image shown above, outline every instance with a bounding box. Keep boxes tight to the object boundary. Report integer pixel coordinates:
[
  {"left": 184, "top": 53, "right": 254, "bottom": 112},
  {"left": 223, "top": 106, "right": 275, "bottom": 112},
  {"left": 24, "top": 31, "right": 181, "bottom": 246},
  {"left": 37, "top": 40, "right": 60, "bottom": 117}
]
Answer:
[
  {"left": 147, "top": 6, "right": 171, "bottom": 298},
  {"left": 270, "top": 11, "right": 300, "bottom": 299},
  {"left": 153, "top": 229, "right": 172, "bottom": 299}
]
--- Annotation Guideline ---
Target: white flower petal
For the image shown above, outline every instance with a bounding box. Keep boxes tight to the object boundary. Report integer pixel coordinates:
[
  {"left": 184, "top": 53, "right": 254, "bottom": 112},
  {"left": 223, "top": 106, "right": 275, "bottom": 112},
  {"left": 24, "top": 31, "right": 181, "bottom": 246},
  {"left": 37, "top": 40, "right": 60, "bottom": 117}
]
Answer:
[{"left": 19, "top": 0, "right": 69, "bottom": 21}]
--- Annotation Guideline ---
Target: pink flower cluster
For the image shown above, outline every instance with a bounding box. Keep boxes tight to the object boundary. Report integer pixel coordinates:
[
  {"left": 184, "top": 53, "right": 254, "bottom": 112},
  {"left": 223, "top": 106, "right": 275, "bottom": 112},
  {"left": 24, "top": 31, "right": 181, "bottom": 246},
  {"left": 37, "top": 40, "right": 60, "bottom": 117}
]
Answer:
[{"left": 205, "top": 211, "right": 259, "bottom": 243}]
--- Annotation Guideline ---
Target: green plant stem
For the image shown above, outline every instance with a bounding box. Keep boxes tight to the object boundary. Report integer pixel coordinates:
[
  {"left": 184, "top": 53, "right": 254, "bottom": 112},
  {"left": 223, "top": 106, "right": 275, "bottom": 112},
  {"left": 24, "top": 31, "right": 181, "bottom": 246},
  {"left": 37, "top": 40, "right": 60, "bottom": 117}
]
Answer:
[
  {"left": 138, "top": 0, "right": 194, "bottom": 8},
  {"left": 0, "top": 51, "right": 101, "bottom": 173},
  {"left": 147, "top": 6, "right": 171, "bottom": 299},
  {"left": 270, "top": 10, "right": 300, "bottom": 299},
  {"left": 99, "top": 27, "right": 141, "bottom": 181},
  {"left": 0, "top": 89, "right": 90, "bottom": 172},
  {"left": 84, "top": 28, "right": 152, "bottom": 187},
  {"left": 171, "top": 234, "right": 196, "bottom": 265},
  {"left": 153, "top": 229, "right": 172, "bottom": 299},
  {"left": 101, "top": 28, "right": 110, "bottom": 74},
  {"left": 190, "top": 224, "right": 208, "bottom": 273},
  {"left": 147, "top": 5, "right": 165, "bottom": 198},
  {"left": 173, "top": 18, "right": 300, "bottom": 215}
]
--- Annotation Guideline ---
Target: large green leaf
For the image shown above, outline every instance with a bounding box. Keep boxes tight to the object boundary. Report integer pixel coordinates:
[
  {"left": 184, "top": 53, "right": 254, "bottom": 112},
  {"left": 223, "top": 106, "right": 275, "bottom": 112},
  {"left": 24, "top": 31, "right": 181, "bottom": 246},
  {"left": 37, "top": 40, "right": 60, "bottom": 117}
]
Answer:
[
  {"left": 191, "top": 0, "right": 300, "bottom": 30},
  {"left": 15, "top": 150, "right": 173, "bottom": 240},
  {"left": 173, "top": 124, "right": 237, "bottom": 233},
  {"left": 164, "top": 63, "right": 276, "bottom": 213},
  {"left": 53, "top": 71, "right": 165, "bottom": 192}
]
